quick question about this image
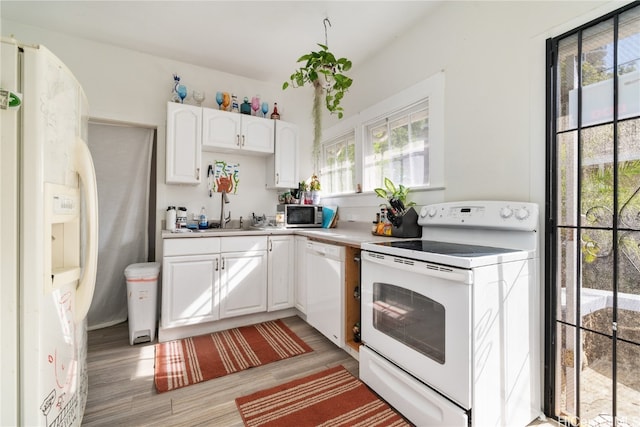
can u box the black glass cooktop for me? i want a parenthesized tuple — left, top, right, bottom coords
(376, 240, 517, 257)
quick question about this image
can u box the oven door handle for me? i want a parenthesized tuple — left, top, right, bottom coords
(363, 251, 473, 285)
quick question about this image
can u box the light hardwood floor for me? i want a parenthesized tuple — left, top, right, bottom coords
(82, 316, 358, 426)
(83, 316, 558, 427)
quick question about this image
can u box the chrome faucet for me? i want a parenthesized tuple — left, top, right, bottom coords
(220, 191, 231, 229)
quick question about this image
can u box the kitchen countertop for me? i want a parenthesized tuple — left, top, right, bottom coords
(161, 221, 399, 247)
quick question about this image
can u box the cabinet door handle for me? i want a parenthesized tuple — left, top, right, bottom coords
(236, 134, 240, 146)
(222, 259, 225, 270)
(276, 173, 279, 184)
(215, 258, 219, 271)
(269, 240, 273, 252)
(196, 167, 200, 180)
(242, 135, 245, 147)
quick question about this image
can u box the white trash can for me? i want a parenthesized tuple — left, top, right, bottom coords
(125, 262, 161, 345)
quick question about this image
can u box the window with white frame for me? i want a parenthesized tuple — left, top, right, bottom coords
(319, 72, 444, 196)
(363, 100, 429, 191)
(320, 131, 356, 195)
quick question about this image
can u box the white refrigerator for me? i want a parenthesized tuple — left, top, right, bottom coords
(0, 38, 98, 426)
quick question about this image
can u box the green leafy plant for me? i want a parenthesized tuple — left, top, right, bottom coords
(282, 43, 353, 172)
(309, 174, 321, 191)
(282, 43, 353, 118)
(374, 177, 415, 210)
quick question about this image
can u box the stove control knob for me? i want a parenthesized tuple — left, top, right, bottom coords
(500, 207, 513, 218)
(516, 207, 530, 220)
(428, 207, 438, 217)
(419, 206, 429, 218)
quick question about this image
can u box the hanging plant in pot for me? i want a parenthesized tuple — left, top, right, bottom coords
(282, 31, 353, 171)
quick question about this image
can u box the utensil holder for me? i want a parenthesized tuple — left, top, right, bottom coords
(391, 207, 422, 238)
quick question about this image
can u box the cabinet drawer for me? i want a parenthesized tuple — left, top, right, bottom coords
(221, 235, 267, 252)
(164, 237, 220, 256)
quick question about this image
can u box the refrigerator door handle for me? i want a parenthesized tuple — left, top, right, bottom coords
(74, 137, 99, 323)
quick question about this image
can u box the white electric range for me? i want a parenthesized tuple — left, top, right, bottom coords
(359, 200, 542, 426)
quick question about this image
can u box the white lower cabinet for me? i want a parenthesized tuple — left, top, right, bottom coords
(219, 250, 268, 318)
(162, 235, 295, 328)
(267, 236, 294, 311)
(294, 236, 308, 313)
(161, 238, 221, 328)
(219, 236, 268, 319)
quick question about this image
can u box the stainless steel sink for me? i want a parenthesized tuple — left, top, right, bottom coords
(250, 225, 284, 231)
(193, 228, 244, 233)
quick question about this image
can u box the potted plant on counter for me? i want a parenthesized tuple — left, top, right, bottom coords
(309, 174, 321, 205)
(374, 177, 421, 237)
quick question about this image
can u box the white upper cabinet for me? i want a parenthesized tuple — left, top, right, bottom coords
(202, 108, 274, 155)
(166, 102, 202, 184)
(202, 108, 240, 151)
(266, 120, 298, 189)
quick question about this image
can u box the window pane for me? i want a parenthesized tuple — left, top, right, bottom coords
(320, 132, 355, 195)
(580, 229, 614, 336)
(557, 227, 578, 324)
(618, 231, 640, 344)
(617, 119, 640, 229)
(579, 330, 613, 423)
(556, 323, 578, 422)
(617, 7, 640, 121)
(557, 131, 578, 226)
(580, 124, 614, 225)
(363, 101, 429, 191)
(558, 34, 580, 132)
(617, 339, 640, 425)
(581, 20, 614, 127)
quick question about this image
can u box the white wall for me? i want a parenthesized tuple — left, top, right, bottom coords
(322, 0, 622, 221)
(1, 20, 316, 259)
(2, 1, 626, 250)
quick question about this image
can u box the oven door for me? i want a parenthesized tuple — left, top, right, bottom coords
(361, 250, 473, 409)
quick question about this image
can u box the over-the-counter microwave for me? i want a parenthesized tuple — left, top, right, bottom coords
(277, 204, 323, 228)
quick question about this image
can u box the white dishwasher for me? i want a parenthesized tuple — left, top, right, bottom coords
(305, 240, 345, 348)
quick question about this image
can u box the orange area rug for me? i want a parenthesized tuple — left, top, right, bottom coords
(235, 365, 412, 427)
(154, 320, 312, 393)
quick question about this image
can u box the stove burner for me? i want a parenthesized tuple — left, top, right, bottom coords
(376, 240, 517, 258)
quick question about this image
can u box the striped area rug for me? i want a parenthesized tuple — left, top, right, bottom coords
(154, 320, 312, 393)
(235, 365, 412, 427)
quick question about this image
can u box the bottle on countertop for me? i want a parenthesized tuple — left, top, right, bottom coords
(176, 207, 187, 229)
(376, 208, 387, 235)
(199, 206, 208, 229)
(166, 206, 176, 232)
(270, 102, 280, 120)
(371, 212, 380, 234)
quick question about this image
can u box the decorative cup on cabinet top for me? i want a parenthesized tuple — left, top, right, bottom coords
(192, 91, 205, 106)
(216, 91, 224, 109)
(222, 92, 231, 111)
